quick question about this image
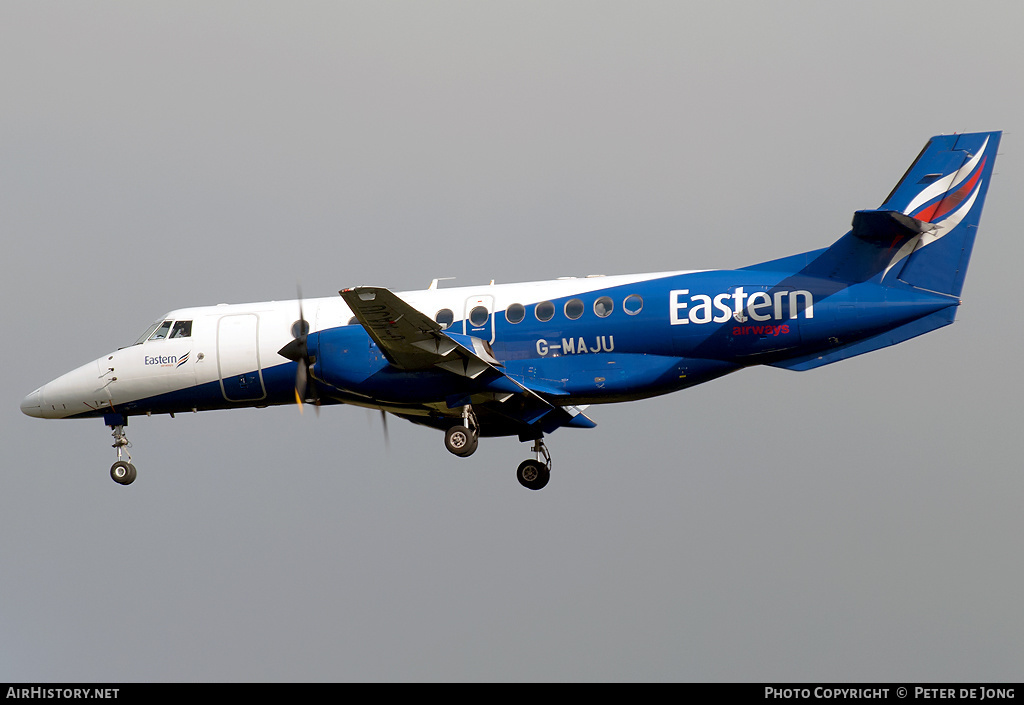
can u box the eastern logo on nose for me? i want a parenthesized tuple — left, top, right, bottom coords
(144, 351, 190, 368)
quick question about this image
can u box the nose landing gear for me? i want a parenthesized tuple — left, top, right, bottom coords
(108, 419, 137, 485)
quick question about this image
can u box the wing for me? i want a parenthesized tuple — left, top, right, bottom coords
(340, 286, 499, 373)
(340, 286, 595, 433)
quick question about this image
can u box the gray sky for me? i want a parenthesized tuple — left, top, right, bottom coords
(3, 1, 1022, 682)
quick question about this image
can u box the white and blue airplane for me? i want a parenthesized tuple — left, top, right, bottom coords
(21, 131, 1000, 489)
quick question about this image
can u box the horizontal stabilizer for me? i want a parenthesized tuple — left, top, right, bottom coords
(769, 307, 956, 371)
(851, 210, 929, 242)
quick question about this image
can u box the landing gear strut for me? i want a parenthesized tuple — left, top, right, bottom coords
(516, 438, 551, 491)
(444, 405, 479, 458)
(440, 408, 553, 490)
(108, 422, 137, 485)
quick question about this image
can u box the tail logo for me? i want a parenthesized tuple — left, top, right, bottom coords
(902, 136, 989, 219)
(882, 137, 989, 281)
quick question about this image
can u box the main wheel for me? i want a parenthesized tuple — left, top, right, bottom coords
(516, 459, 550, 490)
(110, 461, 137, 485)
(444, 425, 477, 457)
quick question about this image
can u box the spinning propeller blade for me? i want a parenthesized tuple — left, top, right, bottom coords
(278, 285, 318, 415)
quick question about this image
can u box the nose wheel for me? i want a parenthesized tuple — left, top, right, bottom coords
(108, 422, 137, 485)
(110, 460, 137, 485)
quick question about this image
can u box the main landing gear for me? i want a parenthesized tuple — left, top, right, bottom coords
(441, 405, 553, 490)
(516, 439, 551, 491)
(108, 420, 137, 485)
(443, 405, 480, 458)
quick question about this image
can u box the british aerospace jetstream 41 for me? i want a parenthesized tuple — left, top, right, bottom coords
(21, 131, 1001, 489)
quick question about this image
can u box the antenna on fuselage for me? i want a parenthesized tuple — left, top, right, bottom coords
(428, 277, 455, 290)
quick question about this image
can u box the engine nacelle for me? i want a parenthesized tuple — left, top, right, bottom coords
(309, 326, 484, 404)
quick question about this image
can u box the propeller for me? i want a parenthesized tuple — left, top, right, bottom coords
(367, 408, 391, 450)
(277, 286, 319, 415)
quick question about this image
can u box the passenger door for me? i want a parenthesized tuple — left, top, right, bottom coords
(217, 314, 266, 402)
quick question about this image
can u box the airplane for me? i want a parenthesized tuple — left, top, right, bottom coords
(21, 131, 1000, 490)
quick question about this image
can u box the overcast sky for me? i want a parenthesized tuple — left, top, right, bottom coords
(3, 1, 1023, 682)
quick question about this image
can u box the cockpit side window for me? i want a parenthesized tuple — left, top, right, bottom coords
(170, 320, 192, 339)
(149, 320, 172, 341)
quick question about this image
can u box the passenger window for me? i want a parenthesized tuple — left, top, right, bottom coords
(564, 298, 584, 320)
(170, 320, 193, 339)
(505, 303, 525, 324)
(624, 294, 644, 315)
(435, 308, 454, 330)
(149, 320, 172, 340)
(535, 301, 555, 322)
(594, 296, 613, 318)
(469, 306, 489, 327)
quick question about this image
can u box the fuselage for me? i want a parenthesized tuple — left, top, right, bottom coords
(17, 131, 996, 491)
(20, 266, 957, 428)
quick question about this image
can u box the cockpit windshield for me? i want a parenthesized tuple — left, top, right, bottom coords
(149, 320, 172, 341)
(131, 318, 193, 345)
(133, 319, 165, 346)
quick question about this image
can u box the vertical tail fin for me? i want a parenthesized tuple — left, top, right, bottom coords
(876, 131, 1000, 296)
(786, 132, 1001, 297)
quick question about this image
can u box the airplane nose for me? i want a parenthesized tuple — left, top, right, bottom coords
(21, 359, 106, 419)
(20, 387, 44, 418)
